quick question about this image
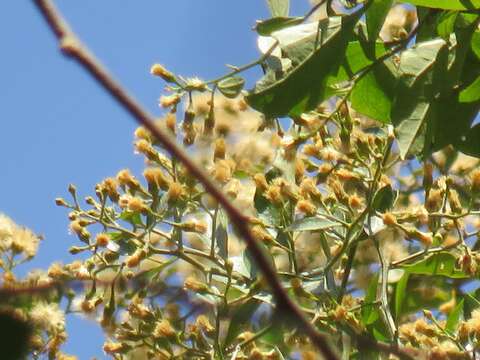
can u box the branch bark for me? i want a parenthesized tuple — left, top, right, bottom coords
(32, 0, 339, 358)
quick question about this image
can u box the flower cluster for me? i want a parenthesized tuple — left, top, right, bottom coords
(50, 56, 480, 358)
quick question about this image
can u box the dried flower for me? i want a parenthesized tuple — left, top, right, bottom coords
(471, 169, 480, 193)
(196, 315, 215, 335)
(425, 189, 443, 213)
(253, 173, 268, 192)
(159, 94, 181, 108)
(167, 181, 185, 201)
(184, 276, 208, 292)
(127, 197, 147, 213)
(296, 199, 317, 216)
(95, 233, 110, 247)
(251, 225, 274, 244)
(213, 160, 233, 183)
(382, 212, 397, 226)
(181, 220, 208, 234)
(117, 169, 140, 189)
(143, 167, 169, 190)
(103, 341, 127, 354)
(214, 138, 226, 161)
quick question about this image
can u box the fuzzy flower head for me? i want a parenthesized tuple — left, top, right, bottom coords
(0, 213, 40, 258)
(29, 302, 65, 332)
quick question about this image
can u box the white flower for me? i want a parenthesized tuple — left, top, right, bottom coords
(0, 213, 15, 238)
(0, 213, 15, 250)
(12, 227, 40, 258)
(30, 302, 65, 331)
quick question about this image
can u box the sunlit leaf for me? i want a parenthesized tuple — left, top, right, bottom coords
(459, 75, 480, 102)
(404, 0, 480, 10)
(446, 299, 464, 333)
(402, 252, 469, 278)
(285, 216, 340, 232)
(366, 0, 394, 42)
(218, 76, 245, 98)
(247, 11, 364, 117)
(255, 17, 303, 36)
(224, 300, 260, 346)
(394, 272, 409, 319)
(266, 0, 289, 17)
(350, 61, 396, 123)
(371, 184, 397, 212)
(391, 38, 447, 158)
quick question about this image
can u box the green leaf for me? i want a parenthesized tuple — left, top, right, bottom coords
(459, 75, 480, 102)
(254, 191, 282, 226)
(247, 12, 363, 117)
(391, 38, 447, 158)
(224, 300, 260, 346)
(266, 0, 289, 17)
(285, 216, 339, 232)
(215, 208, 228, 258)
(394, 101, 432, 159)
(402, 252, 469, 278)
(446, 299, 464, 333)
(431, 96, 480, 153)
(455, 124, 480, 157)
(366, 0, 394, 42)
(277, 17, 343, 65)
(464, 293, 480, 317)
(472, 30, 480, 59)
(361, 275, 391, 341)
(230, 255, 254, 279)
(371, 184, 396, 212)
(350, 61, 396, 123)
(119, 210, 144, 226)
(436, 11, 458, 40)
(394, 272, 409, 319)
(362, 275, 379, 325)
(404, 0, 480, 10)
(218, 76, 245, 98)
(255, 17, 303, 36)
(448, 16, 480, 89)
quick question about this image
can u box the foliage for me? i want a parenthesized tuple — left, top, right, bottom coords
(4, 0, 480, 359)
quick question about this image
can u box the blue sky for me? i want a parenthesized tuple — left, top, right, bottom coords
(2, 1, 310, 358)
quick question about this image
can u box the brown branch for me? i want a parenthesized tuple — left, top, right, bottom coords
(32, 0, 339, 359)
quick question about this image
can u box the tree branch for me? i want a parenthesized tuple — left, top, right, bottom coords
(32, 0, 339, 358)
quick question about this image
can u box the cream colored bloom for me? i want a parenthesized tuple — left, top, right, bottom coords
(12, 227, 40, 258)
(30, 302, 65, 331)
(0, 213, 15, 250)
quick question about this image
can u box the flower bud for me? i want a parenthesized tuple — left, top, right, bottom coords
(167, 182, 185, 202)
(150, 64, 175, 83)
(184, 276, 208, 292)
(55, 198, 68, 207)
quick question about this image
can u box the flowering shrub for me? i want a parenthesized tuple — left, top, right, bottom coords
(4, 0, 480, 359)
